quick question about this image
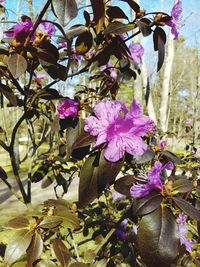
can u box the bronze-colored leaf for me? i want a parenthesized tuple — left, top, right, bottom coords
(138, 206, 179, 267)
(173, 197, 200, 221)
(120, 0, 140, 14)
(53, 209, 80, 229)
(52, 239, 71, 267)
(104, 21, 136, 35)
(172, 179, 193, 194)
(38, 216, 63, 229)
(114, 175, 136, 196)
(106, 6, 128, 20)
(27, 232, 43, 266)
(7, 53, 27, 78)
(136, 19, 152, 36)
(72, 131, 95, 150)
(52, 0, 78, 27)
(153, 27, 166, 71)
(0, 83, 18, 106)
(91, 0, 105, 33)
(4, 229, 34, 265)
(75, 31, 93, 55)
(7, 216, 30, 229)
(40, 60, 67, 81)
(134, 194, 163, 216)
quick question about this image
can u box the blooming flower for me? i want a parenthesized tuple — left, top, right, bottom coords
(166, 0, 183, 39)
(130, 161, 174, 198)
(177, 213, 193, 253)
(57, 98, 79, 119)
(4, 18, 33, 42)
(128, 43, 144, 65)
(37, 22, 56, 36)
(85, 100, 154, 162)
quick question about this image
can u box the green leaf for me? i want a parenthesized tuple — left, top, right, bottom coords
(114, 175, 136, 196)
(52, 239, 71, 267)
(35, 259, 57, 267)
(38, 216, 63, 229)
(172, 179, 193, 194)
(7, 53, 27, 78)
(53, 209, 80, 229)
(27, 232, 43, 266)
(4, 229, 34, 265)
(134, 194, 163, 216)
(173, 197, 200, 221)
(52, 0, 78, 27)
(138, 206, 179, 267)
(104, 21, 136, 35)
(7, 216, 30, 229)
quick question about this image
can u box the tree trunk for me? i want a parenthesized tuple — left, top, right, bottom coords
(159, 33, 174, 132)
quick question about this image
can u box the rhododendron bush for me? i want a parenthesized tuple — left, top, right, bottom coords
(0, 0, 199, 266)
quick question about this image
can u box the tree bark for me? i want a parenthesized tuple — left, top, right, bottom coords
(159, 33, 174, 132)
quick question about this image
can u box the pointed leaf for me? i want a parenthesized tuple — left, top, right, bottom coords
(104, 21, 136, 35)
(172, 179, 193, 194)
(136, 20, 152, 36)
(0, 83, 18, 106)
(120, 0, 140, 14)
(8, 53, 27, 78)
(75, 31, 93, 55)
(91, 0, 105, 33)
(27, 232, 43, 266)
(173, 197, 200, 221)
(38, 216, 62, 229)
(114, 175, 136, 196)
(72, 131, 95, 149)
(106, 6, 128, 20)
(134, 194, 163, 216)
(52, 239, 71, 267)
(138, 206, 179, 267)
(52, 0, 78, 27)
(7, 216, 30, 229)
(4, 229, 33, 265)
(153, 27, 166, 72)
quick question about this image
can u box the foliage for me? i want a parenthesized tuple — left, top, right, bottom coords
(0, 0, 200, 267)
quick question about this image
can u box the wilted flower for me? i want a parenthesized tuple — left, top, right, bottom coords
(57, 98, 79, 119)
(128, 43, 144, 65)
(177, 213, 193, 253)
(130, 161, 174, 198)
(85, 100, 154, 162)
(37, 22, 56, 36)
(5, 18, 33, 42)
(166, 0, 183, 39)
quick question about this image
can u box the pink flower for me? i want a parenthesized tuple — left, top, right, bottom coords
(57, 98, 79, 119)
(128, 43, 144, 65)
(4, 18, 33, 42)
(84, 100, 154, 162)
(35, 73, 45, 82)
(166, 0, 183, 39)
(130, 161, 174, 198)
(112, 191, 126, 200)
(160, 140, 168, 149)
(177, 213, 193, 253)
(186, 118, 193, 125)
(58, 42, 67, 49)
(37, 22, 56, 36)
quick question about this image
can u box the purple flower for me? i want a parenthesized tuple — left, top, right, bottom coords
(57, 98, 79, 119)
(58, 42, 67, 49)
(84, 100, 154, 162)
(35, 73, 45, 82)
(100, 62, 117, 80)
(160, 140, 168, 149)
(4, 18, 33, 42)
(166, 0, 183, 39)
(128, 43, 144, 65)
(186, 118, 193, 125)
(130, 161, 174, 198)
(177, 213, 193, 253)
(37, 22, 56, 36)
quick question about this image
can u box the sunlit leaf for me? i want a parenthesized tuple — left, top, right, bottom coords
(104, 21, 136, 35)
(4, 229, 33, 265)
(27, 232, 43, 266)
(52, 239, 71, 267)
(35, 259, 57, 267)
(7, 53, 27, 78)
(38, 216, 62, 229)
(7, 216, 30, 229)
(52, 0, 78, 27)
(75, 31, 93, 55)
